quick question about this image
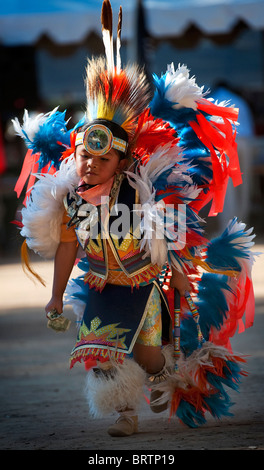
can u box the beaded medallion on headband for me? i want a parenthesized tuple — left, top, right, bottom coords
(75, 123, 128, 155)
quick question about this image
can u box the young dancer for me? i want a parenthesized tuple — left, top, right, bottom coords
(14, 0, 255, 437)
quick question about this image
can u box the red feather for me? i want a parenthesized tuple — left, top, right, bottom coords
(189, 99, 241, 216)
(133, 109, 178, 160)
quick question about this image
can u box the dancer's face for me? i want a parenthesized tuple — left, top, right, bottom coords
(75, 144, 126, 186)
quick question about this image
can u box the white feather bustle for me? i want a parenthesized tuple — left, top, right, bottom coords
(149, 341, 245, 409)
(182, 341, 241, 378)
(126, 143, 201, 270)
(149, 347, 191, 408)
(21, 155, 79, 259)
(85, 358, 146, 418)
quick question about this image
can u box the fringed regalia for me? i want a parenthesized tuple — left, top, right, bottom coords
(14, 0, 256, 427)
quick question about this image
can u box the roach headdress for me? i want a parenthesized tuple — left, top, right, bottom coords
(84, 0, 151, 142)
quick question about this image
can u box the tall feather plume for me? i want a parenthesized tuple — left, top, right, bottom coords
(101, 0, 114, 74)
(85, 1, 151, 141)
(116, 7, 122, 74)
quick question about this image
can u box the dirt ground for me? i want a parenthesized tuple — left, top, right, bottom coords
(0, 245, 264, 454)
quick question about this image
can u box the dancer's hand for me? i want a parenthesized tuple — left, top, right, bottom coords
(45, 296, 63, 318)
(170, 269, 191, 296)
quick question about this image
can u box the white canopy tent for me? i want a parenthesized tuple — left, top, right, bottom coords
(0, 0, 263, 46)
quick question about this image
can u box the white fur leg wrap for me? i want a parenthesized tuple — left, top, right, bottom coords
(85, 358, 146, 418)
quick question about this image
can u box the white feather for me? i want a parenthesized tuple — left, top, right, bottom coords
(21, 155, 79, 259)
(102, 29, 114, 74)
(116, 33, 121, 74)
(12, 107, 59, 143)
(63, 279, 86, 326)
(226, 218, 256, 277)
(165, 63, 206, 111)
(126, 143, 195, 268)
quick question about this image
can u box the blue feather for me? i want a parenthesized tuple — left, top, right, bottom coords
(28, 110, 72, 170)
(180, 313, 200, 356)
(175, 400, 206, 428)
(206, 217, 253, 272)
(27, 111, 86, 171)
(76, 257, 90, 272)
(151, 73, 197, 127)
(179, 273, 233, 357)
(196, 273, 233, 341)
(65, 257, 90, 304)
(150, 72, 214, 188)
(204, 393, 234, 420)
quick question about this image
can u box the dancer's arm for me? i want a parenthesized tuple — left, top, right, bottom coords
(45, 240, 78, 315)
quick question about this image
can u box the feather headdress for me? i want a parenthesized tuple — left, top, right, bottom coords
(85, 0, 151, 141)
